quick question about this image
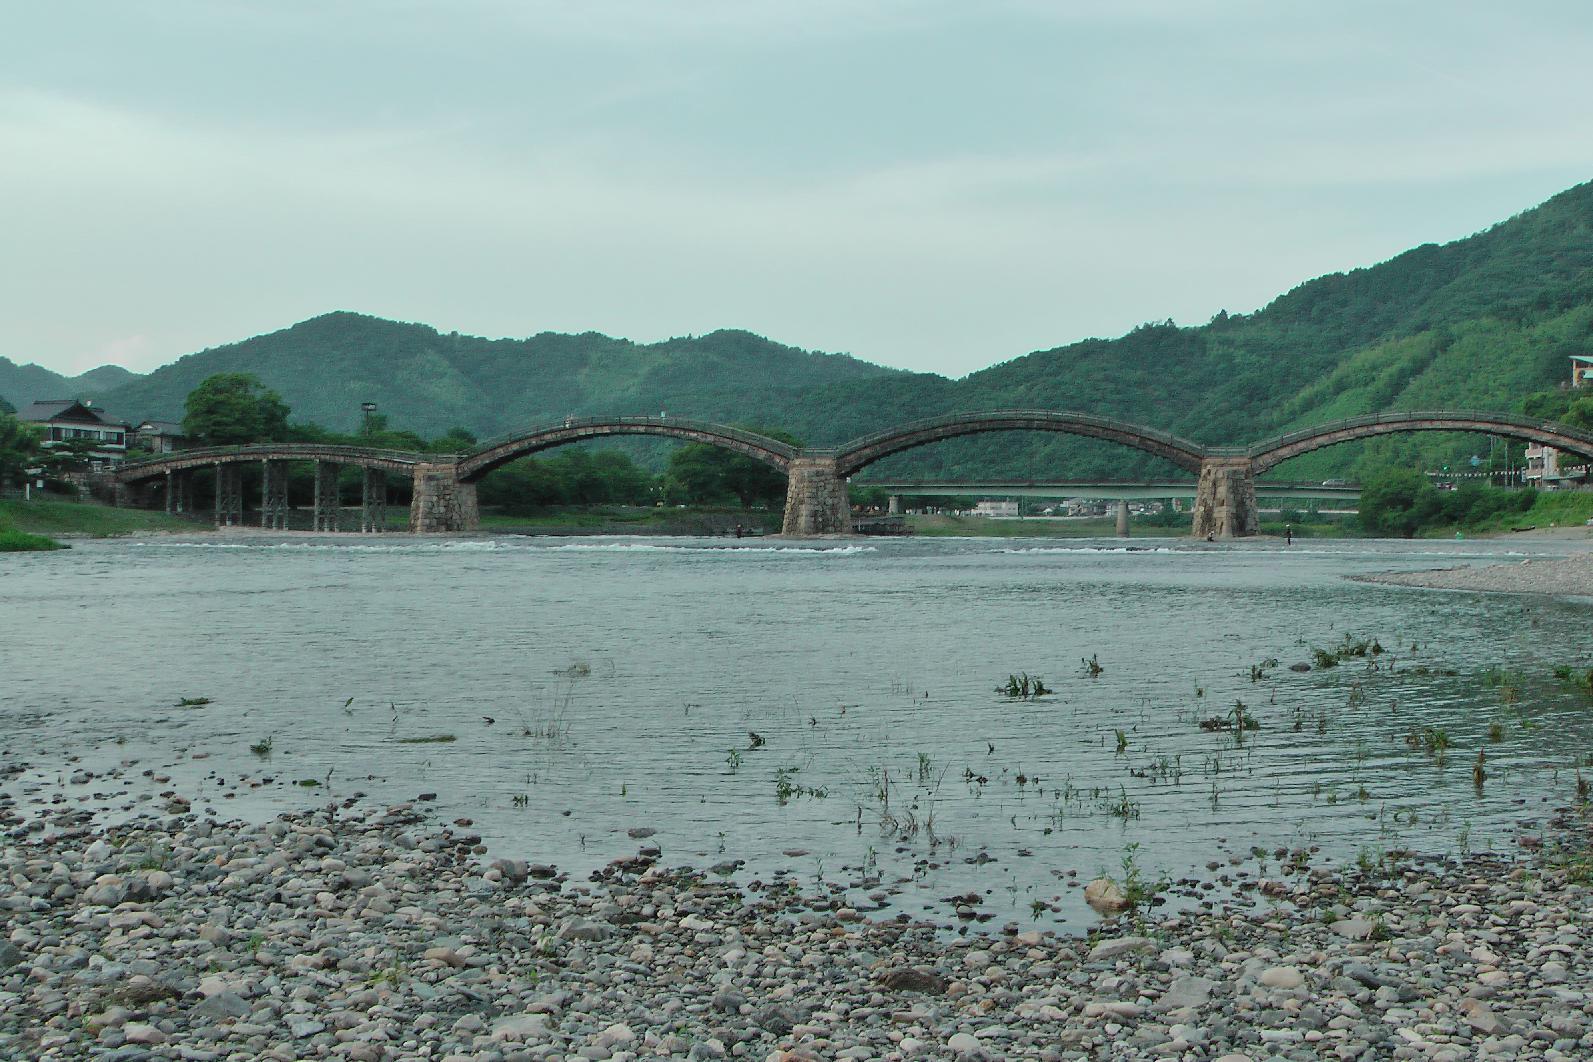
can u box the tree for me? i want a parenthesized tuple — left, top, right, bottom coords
(41, 437, 101, 475)
(429, 426, 478, 454)
(182, 373, 290, 445)
(0, 413, 40, 487)
(664, 428, 800, 508)
(1564, 395, 1593, 430)
(1358, 468, 1433, 537)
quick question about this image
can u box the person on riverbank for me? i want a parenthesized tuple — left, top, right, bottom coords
(1286, 524, 1293, 545)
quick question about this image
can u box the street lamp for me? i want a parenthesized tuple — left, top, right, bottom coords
(361, 402, 377, 436)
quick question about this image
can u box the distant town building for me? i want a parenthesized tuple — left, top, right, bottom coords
(1524, 356, 1592, 489)
(971, 499, 1019, 518)
(1573, 355, 1593, 388)
(1523, 443, 1561, 486)
(18, 399, 130, 469)
(131, 419, 186, 454)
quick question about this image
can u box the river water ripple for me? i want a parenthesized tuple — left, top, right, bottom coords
(4, 533, 1590, 929)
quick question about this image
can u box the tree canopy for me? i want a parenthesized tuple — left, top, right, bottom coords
(182, 373, 290, 445)
(664, 429, 799, 507)
(0, 413, 40, 487)
(1359, 466, 1536, 537)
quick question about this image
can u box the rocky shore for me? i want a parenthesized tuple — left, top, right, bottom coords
(2, 764, 1590, 1062)
(1353, 550, 1593, 598)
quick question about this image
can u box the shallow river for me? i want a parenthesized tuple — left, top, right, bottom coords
(4, 533, 1591, 930)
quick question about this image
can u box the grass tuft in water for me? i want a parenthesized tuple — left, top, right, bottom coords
(998, 673, 1052, 698)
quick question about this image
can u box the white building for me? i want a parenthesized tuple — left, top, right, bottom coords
(971, 499, 1019, 518)
(1524, 355, 1592, 489)
(1523, 443, 1561, 486)
(19, 399, 131, 470)
(131, 420, 186, 454)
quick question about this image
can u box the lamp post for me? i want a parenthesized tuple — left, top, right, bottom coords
(361, 402, 377, 437)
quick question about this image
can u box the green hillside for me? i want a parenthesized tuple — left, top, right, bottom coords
(28, 178, 1593, 481)
(90, 315, 904, 439)
(0, 358, 142, 414)
(803, 179, 1593, 480)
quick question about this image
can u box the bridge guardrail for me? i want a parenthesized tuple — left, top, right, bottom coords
(835, 409, 1210, 461)
(1248, 410, 1593, 458)
(465, 416, 801, 461)
(117, 443, 428, 474)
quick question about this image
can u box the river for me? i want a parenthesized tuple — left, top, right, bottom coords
(4, 533, 1590, 931)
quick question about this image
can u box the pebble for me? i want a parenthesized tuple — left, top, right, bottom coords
(0, 766, 1588, 1061)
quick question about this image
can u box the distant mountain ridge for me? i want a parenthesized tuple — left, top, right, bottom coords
(0, 358, 141, 417)
(8, 179, 1593, 479)
(76, 316, 904, 439)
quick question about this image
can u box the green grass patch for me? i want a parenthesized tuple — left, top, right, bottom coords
(1444, 490, 1593, 536)
(0, 498, 198, 538)
(0, 526, 65, 551)
(1258, 516, 1362, 538)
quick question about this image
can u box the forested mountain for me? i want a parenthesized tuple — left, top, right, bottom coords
(15, 179, 1593, 480)
(86, 315, 903, 440)
(0, 358, 141, 414)
(791, 178, 1593, 480)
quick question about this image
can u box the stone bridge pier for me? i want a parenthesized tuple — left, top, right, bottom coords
(1191, 457, 1259, 539)
(781, 457, 851, 536)
(409, 463, 480, 533)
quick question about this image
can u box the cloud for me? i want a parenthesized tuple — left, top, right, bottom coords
(4, 3, 1593, 377)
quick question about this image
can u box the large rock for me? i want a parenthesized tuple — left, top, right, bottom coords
(491, 1013, 549, 1041)
(1460, 998, 1505, 1035)
(489, 858, 529, 883)
(1088, 936, 1155, 962)
(556, 916, 614, 942)
(876, 966, 949, 994)
(1158, 975, 1215, 1010)
(1259, 966, 1304, 989)
(1331, 916, 1376, 940)
(1083, 877, 1130, 915)
(947, 1032, 983, 1056)
(192, 992, 252, 1021)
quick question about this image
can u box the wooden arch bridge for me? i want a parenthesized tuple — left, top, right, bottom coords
(113, 410, 1593, 538)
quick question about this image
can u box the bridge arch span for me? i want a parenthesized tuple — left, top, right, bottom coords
(457, 417, 798, 482)
(1249, 411, 1593, 473)
(834, 410, 1209, 477)
(114, 444, 423, 482)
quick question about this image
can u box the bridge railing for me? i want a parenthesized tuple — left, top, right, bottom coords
(1248, 410, 1593, 458)
(835, 409, 1209, 460)
(118, 443, 427, 473)
(465, 415, 800, 460)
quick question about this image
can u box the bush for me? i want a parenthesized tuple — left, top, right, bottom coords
(1360, 465, 1539, 536)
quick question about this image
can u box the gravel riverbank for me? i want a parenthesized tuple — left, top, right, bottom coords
(1352, 550, 1593, 598)
(3, 762, 1591, 1061)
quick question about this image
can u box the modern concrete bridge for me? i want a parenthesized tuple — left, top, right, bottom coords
(113, 410, 1593, 538)
(860, 479, 1361, 502)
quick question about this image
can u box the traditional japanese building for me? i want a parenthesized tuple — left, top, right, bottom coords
(18, 399, 131, 469)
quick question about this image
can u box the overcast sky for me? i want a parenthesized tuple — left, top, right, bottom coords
(5, 1, 1593, 378)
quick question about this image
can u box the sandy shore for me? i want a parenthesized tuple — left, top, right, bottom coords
(1352, 550, 1593, 597)
(3, 760, 1592, 1061)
